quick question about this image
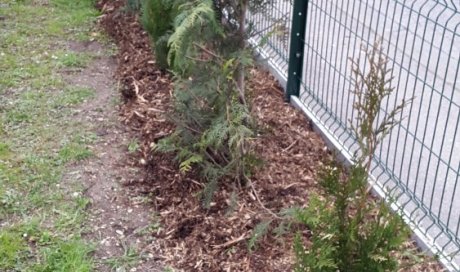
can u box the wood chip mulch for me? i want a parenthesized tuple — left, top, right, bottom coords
(96, 1, 445, 271)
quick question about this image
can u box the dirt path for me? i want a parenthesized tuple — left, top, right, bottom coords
(62, 40, 162, 272)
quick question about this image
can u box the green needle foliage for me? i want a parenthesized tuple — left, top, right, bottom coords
(141, 0, 185, 69)
(141, 0, 272, 206)
(156, 54, 256, 207)
(291, 41, 413, 272)
(167, 0, 223, 73)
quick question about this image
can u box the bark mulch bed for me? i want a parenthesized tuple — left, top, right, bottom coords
(96, 1, 445, 271)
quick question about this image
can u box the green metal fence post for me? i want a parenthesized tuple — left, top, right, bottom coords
(285, 0, 309, 102)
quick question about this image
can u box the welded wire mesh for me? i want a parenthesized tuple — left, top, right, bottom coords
(247, 0, 293, 79)
(248, 0, 460, 270)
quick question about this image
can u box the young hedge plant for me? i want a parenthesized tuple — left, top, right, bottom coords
(142, 0, 271, 206)
(141, 0, 185, 70)
(292, 41, 413, 272)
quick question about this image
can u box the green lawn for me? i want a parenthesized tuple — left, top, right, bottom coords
(0, 0, 102, 270)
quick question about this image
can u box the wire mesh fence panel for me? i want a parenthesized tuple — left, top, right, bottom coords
(249, 0, 460, 270)
(247, 0, 293, 81)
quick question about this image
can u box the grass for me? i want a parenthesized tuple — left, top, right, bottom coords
(55, 51, 92, 68)
(127, 138, 140, 153)
(57, 86, 95, 106)
(34, 240, 94, 272)
(0, 230, 26, 270)
(0, 0, 102, 270)
(105, 241, 140, 271)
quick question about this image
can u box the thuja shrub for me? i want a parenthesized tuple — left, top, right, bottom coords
(156, 56, 256, 206)
(141, 0, 185, 69)
(291, 41, 414, 272)
(142, 0, 273, 205)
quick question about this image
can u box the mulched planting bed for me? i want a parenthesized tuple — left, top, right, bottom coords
(97, 1, 445, 271)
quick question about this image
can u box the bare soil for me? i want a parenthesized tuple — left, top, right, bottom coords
(61, 40, 163, 271)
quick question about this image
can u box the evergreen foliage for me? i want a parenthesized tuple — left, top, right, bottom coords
(248, 219, 272, 252)
(167, 0, 222, 73)
(291, 42, 414, 272)
(142, 0, 269, 205)
(141, 0, 184, 69)
(156, 55, 255, 206)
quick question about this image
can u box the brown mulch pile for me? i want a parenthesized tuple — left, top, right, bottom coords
(96, 1, 444, 271)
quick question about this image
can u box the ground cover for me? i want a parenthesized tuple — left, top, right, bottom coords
(0, 0, 446, 271)
(97, 1, 444, 270)
(0, 0, 103, 270)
